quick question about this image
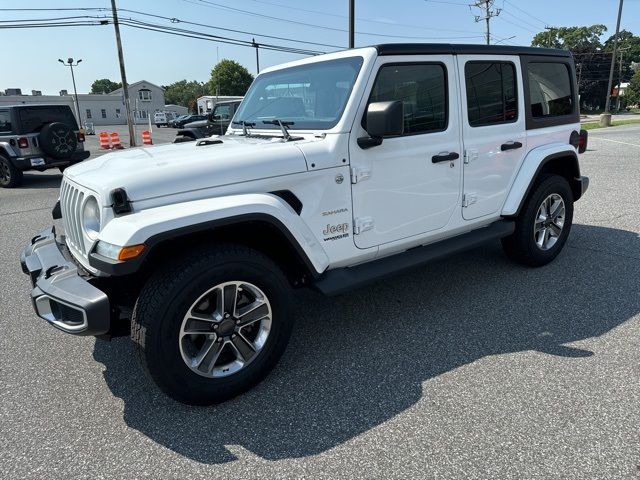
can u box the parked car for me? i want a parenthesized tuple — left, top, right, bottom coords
(168, 115, 188, 128)
(21, 44, 589, 405)
(0, 104, 90, 188)
(174, 100, 242, 142)
(171, 114, 206, 128)
(153, 111, 176, 127)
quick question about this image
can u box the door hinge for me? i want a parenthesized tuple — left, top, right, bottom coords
(350, 166, 371, 184)
(353, 217, 374, 235)
(464, 149, 478, 165)
(462, 193, 477, 208)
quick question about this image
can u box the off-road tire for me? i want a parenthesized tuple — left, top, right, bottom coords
(0, 155, 23, 188)
(502, 174, 574, 267)
(131, 244, 293, 405)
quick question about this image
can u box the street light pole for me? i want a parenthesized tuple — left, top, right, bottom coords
(58, 58, 82, 125)
(602, 0, 624, 126)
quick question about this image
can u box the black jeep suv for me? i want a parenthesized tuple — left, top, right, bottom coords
(0, 104, 90, 188)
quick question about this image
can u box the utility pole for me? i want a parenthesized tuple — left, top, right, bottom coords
(602, 0, 624, 126)
(473, 0, 501, 45)
(252, 38, 260, 74)
(110, 0, 136, 146)
(615, 47, 629, 111)
(58, 58, 82, 125)
(544, 26, 555, 48)
(348, 0, 355, 48)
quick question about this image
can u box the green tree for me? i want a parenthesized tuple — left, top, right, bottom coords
(625, 69, 640, 107)
(90, 78, 121, 94)
(603, 30, 640, 85)
(163, 80, 207, 112)
(207, 59, 254, 96)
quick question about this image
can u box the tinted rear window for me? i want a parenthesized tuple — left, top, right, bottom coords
(527, 63, 573, 117)
(465, 62, 517, 126)
(17, 106, 78, 133)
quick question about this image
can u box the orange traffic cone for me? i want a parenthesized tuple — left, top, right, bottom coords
(99, 132, 111, 149)
(110, 132, 123, 149)
(142, 130, 153, 145)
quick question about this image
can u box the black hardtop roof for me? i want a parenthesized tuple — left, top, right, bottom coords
(374, 43, 571, 58)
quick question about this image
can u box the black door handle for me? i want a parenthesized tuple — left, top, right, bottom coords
(431, 152, 460, 163)
(501, 141, 523, 151)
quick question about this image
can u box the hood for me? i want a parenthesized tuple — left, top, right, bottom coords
(65, 135, 310, 204)
(183, 119, 208, 128)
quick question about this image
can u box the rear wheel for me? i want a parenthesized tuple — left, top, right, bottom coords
(131, 244, 293, 405)
(502, 174, 574, 266)
(0, 155, 23, 188)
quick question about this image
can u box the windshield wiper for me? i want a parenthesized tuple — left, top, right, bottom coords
(262, 119, 295, 141)
(231, 120, 256, 136)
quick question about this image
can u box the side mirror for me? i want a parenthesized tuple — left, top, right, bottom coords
(207, 113, 215, 122)
(358, 100, 404, 149)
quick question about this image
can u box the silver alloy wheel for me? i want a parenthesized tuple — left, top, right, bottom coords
(534, 193, 565, 251)
(179, 281, 272, 378)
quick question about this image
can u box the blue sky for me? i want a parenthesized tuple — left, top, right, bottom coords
(2, 0, 639, 94)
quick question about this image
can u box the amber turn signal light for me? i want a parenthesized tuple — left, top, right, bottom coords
(117, 244, 145, 261)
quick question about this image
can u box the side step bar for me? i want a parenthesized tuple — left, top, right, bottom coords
(314, 220, 515, 296)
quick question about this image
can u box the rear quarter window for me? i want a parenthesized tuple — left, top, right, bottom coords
(0, 111, 11, 133)
(17, 106, 78, 134)
(527, 62, 573, 117)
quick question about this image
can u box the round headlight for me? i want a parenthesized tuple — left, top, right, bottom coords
(82, 196, 101, 240)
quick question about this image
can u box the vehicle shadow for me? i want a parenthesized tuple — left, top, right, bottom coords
(19, 172, 62, 189)
(93, 223, 640, 464)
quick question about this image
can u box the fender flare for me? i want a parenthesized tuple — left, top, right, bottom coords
(501, 145, 580, 217)
(89, 193, 329, 277)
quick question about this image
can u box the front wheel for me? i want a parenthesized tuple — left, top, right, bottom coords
(131, 244, 293, 405)
(502, 174, 574, 267)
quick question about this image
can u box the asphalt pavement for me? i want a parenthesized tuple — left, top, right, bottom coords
(1, 125, 639, 479)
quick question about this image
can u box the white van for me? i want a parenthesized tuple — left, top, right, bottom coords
(153, 111, 175, 127)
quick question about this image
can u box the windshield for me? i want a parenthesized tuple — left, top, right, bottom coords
(234, 56, 364, 130)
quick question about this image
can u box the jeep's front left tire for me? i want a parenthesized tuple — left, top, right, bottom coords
(131, 244, 293, 405)
(0, 155, 23, 188)
(502, 174, 574, 267)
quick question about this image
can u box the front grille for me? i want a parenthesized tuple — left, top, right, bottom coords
(59, 179, 87, 258)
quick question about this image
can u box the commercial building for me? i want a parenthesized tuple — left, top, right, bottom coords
(0, 80, 170, 126)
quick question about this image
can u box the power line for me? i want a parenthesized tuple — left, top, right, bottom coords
(249, 0, 481, 34)
(502, 0, 548, 28)
(183, 0, 486, 40)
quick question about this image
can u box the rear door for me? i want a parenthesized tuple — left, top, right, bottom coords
(457, 55, 527, 220)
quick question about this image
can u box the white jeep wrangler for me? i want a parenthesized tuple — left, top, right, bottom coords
(21, 44, 589, 405)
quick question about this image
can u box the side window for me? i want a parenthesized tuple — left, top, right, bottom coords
(367, 63, 447, 135)
(465, 62, 517, 126)
(527, 63, 573, 117)
(0, 111, 11, 132)
(213, 104, 232, 119)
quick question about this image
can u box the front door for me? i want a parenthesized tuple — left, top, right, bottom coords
(350, 56, 463, 249)
(456, 55, 527, 220)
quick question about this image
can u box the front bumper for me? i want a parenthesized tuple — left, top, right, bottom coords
(20, 226, 110, 336)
